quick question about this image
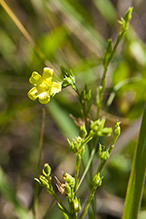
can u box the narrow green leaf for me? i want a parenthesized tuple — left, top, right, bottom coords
(93, 0, 117, 25)
(47, 99, 78, 138)
(122, 104, 146, 219)
(49, 0, 106, 51)
(37, 26, 68, 61)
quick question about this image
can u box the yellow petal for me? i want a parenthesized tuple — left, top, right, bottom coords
(28, 87, 38, 101)
(50, 82, 62, 96)
(38, 91, 50, 104)
(29, 72, 41, 85)
(42, 67, 53, 82)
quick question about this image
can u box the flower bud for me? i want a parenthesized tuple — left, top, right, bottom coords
(60, 66, 76, 89)
(103, 39, 113, 67)
(97, 144, 110, 160)
(92, 173, 103, 188)
(124, 7, 133, 23)
(100, 127, 112, 136)
(80, 145, 85, 157)
(39, 175, 49, 187)
(43, 163, 51, 179)
(113, 121, 121, 144)
(62, 173, 75, 187)
(73, 197, 81, 213)
(101, 150, 110, 160)
(79, 123, 87, 139)
(67, 138, 76, 154)
(97, 143, 103, 159)
(65, 183, 71, 196)
(68, 137, 82, 154)
(90, 119, 106, 137)
(80, 84, 91, 101)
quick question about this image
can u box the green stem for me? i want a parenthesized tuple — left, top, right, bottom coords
(74, 153, 82, 193)
(79, 186, 97, 219)
(97, 67, 107, 118)
(97, 26, 129, 118)
(106, 77, 140, 110)
(82, 135, 93, 145)
(52, 192, 71, 218)
(108, 33, 123, 65)
(68, 200, 77, 219)
(75, 135, 93, 192)
(97, 143, 114, 174)
(33, 108, 45, 219)
(77, 147, 96, 191)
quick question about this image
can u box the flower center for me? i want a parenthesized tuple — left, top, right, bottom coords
(38, 81, 50, 90)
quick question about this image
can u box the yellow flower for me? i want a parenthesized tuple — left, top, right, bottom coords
(28, 67, 61, 104)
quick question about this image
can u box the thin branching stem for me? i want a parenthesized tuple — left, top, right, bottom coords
(33, 108, 46, 219)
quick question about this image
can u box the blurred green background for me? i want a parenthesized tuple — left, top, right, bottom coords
(0, 0, 146, 218)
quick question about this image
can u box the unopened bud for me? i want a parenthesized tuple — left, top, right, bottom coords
(100, 127, 112, 136)
(73, 197, 81, 213)
(124, 7, 133, 23)
(65, 183, 71, 196)
(43, 163, 51, 179)
(39, 175, 49, 187)
(62, 173, 75, 187)
(113, 121, 121, 144)
(92, 173, 103, 188)
(79, 123, 87, 139)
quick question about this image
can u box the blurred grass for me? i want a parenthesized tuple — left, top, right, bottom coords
(0, 0, 146, 218)
(122, 104, 146, 219)
(0, 166, 31, 219)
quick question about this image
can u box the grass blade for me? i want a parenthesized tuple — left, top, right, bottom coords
(122, 104, 146, 219)
(47, 99, 78, 138)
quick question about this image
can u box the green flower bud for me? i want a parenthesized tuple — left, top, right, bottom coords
(101, 150, 110, 160)
(62, 173, 75, 187)
(124, 7, 133, 23)
(97, 144, 109, 160)
(90, 119, 106, 137)
(39, 175, 49, 187)
(80, 84, 91, 101)
(80, 145, 85, 157)
(97, 143, 103, 159)
(113, 121, 121, 144)
(65, 183, 71, 196)
(62, 75, 75, 89)
(99, 127, 112, 136)
(92, 173, 103, 188)
(67, 138, 75, 154)
(90, 120, 100, 131)
(79, 123, 87, 139)
(43, 163, 51, 179)
(68, 137, 82, 154)
(106, 39, 113, 53)
(60, 66, 76, 90)
(96, 86, 102, 106)
(103, 39, 113, 67)
(73, 197, 81, 213)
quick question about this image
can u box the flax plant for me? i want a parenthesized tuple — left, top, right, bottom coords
(27, 7, 133, 219)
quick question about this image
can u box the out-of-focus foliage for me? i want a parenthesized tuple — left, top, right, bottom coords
(0, 0, 146, 218)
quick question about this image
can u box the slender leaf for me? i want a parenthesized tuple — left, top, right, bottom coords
(93, 0, 117, 25)
(122, 104, 146, 219)
(47, 99, 78, 138)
